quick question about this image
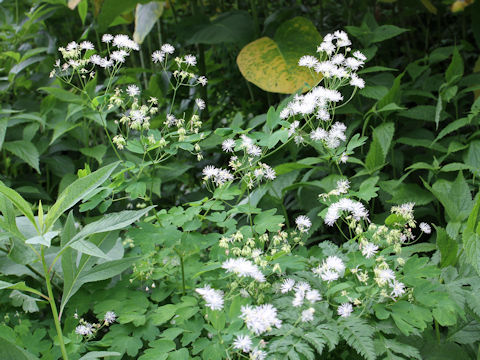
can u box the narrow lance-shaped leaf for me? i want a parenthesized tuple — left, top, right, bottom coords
(0, 183, 37, 232)
(62, 206, 154, 251)
(44, 162, 120, 231)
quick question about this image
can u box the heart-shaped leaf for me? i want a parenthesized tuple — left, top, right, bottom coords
(237, 16, 322, 94)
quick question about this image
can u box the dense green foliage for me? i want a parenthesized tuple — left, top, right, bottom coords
(0, 1, 479, 359)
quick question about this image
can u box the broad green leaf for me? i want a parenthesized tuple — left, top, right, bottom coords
(253, 209, 284, 233)
(0, 337, 39, 360)
(0, 184, 37, 230)
(133, 1, 165, 44)
(9, 290, 40, 313)
(371, 25, 409, 43)
(435, 226, 458, 268)
(80, 145, 107, 164)
(3, 140, 40, 173)
(44, 162, 120, 231)
(50, 121, 80, 145)
(187, 11, 253, 46)
(237, 16, 322, 94)
(38, 87, 83, 104)
(463, 196, 480, 275)
(377, 73, 404, 110)
(431, 172, 473, 222)
(365, 122, 394, 171)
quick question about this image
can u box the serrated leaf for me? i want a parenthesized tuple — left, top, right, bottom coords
(3, 141, 40, 173)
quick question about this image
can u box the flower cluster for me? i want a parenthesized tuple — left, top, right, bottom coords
(222, 257, 266, 282)
(74, 311, 116, 339)
(313, 255, 346, 282)
(195, 285, 224, 310)
(240, 304, 282, 335)
(203, 134, 276, 189)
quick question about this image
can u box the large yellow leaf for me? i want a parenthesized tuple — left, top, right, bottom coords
(237, 16, 322, 94)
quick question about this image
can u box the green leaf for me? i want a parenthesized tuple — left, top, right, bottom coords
(445, 47, 464, 83)
(38, 87, 83, 104)
(44, 162, 120, 231)
(187, 11, 254, 46)
(339, 317, 375, 360)
(25, 231, 59, 247)
(133, 1, 165, 44)
(237, 16, 322, 94)
(463, 196, 480, 275)
(0, 184, 37, 231)
(365, 122, 394, 171)
(69, 239, 110, 259)
(377, 73, 404, 110)
(3, 141, 40, 173)
(0, 337, 39, 360)
(63, 207, 154, 250)
(436, 226, 458, 268)
(253, 209, 284, 234)
(9, 290, 41, 313)
(431, 172, 473, 222)
(371, 25, 409, 43)
(78, 256, 139, 284)
(80, 145, 107, 164)
(78, 351, 122, 360)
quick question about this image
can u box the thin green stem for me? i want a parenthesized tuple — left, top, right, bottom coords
(42, 247, 69, 360)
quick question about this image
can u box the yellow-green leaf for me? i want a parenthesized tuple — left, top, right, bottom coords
(237, 16, 322, 94)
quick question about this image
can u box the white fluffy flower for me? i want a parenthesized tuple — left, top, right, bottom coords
(126, 84, 140, 97)
(222, 258, 265, 282)
(310, 128, 328, 141)
(80, 41, 94, 50)
(390, 281, 406, 298)
(240, 304, 282, 335)
(298, 55, 319, 68)
(222, 139, 235, 152)
(233, 334, 252, 353)
(247, 144, 262, 157)
(103, 311, 117, 325)
(111, 50, 127, 63)
(184, 54, 197, 66)
(361, 242, 379, 259)
(337, 303, 353, 317)
(288, 120, 300, 137)
(195, 98, 205, 110)
(102, 34, 113, 43)
(161, 43, 175, 54)
(301, 308, 315, 322)
(113, 34, 139, 50)
(152, 50, 165, 63)
(324, 198, 369, 226)
(75, 323, 94, 336)
(350, 74, 365, 88)
(197, 76, 208, 86)
(419, 222, 431, 234)
(196, 285, 224, 310)
(295, 215, 312, 232)
(280, 278, 295, 293)
(353, 50, 367, 61)
(306, 289, 321, 303)
(202, 165, 218, 179)
(251, 348, 267, 360)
